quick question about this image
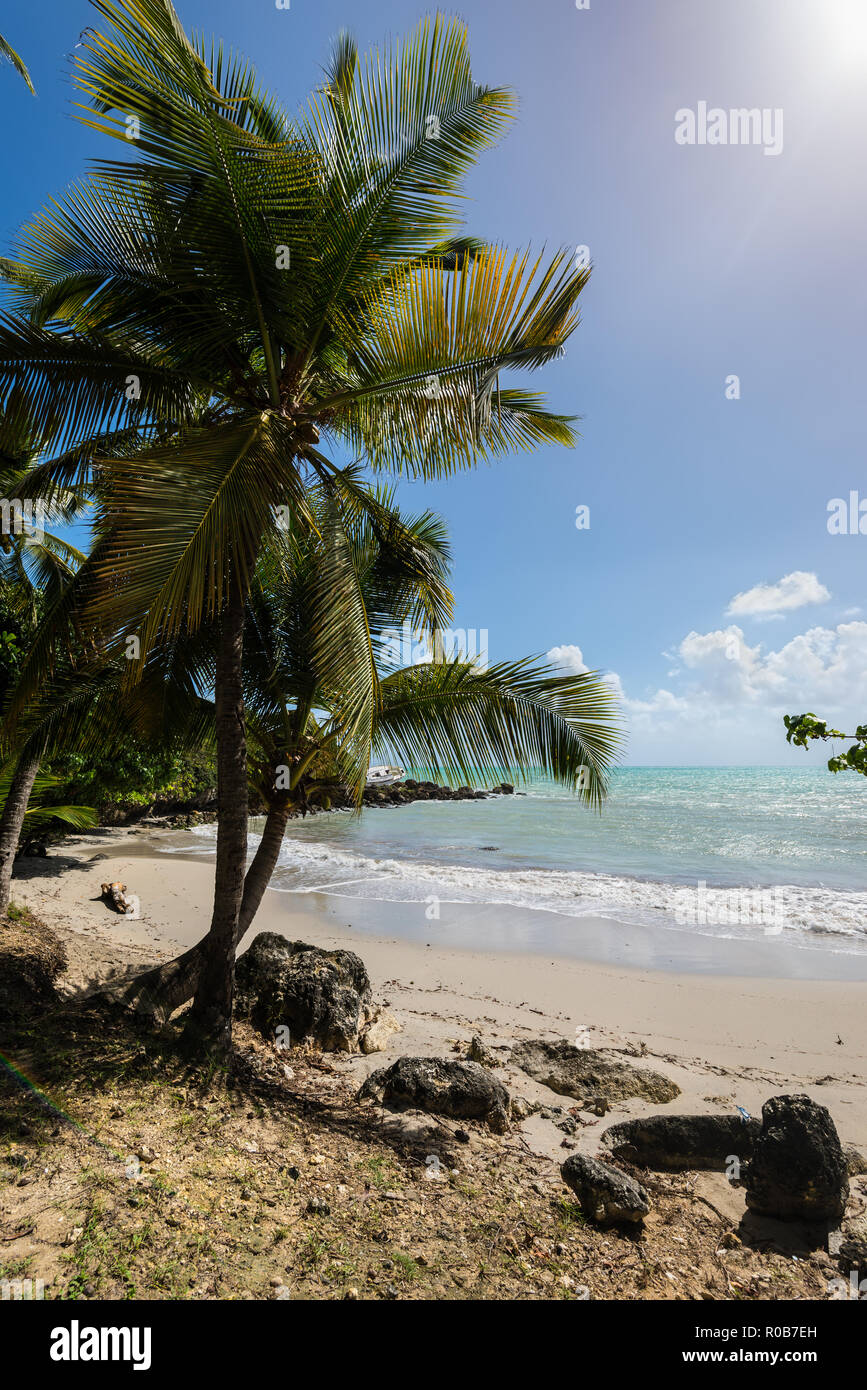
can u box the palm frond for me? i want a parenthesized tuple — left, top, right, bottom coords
(374, 658, 623, 807)
(0, 32, 34, 94)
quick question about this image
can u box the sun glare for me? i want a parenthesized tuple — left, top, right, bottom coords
(824, 0, 867, 67)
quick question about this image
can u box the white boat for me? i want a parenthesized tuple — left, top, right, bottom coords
(366, 765, 405, 788)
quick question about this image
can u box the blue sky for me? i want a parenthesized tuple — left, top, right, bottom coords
(2, 0, 866, 764)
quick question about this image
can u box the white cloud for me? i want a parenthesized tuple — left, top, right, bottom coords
(726, 570, 830, 618)
(546, 644, 588, 674)
(611, 621, 867, 762)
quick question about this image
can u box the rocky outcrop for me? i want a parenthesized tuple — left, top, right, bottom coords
(233, 933, 399, 1054)
(600, 1113, 760, 1171)
(358, 1057, 510, 1133)
(110, 778, 515, 828)
(745, 1094, 849, 1224)
(511, 1039, 679, 1108)
(560, 1153, 650, 1226)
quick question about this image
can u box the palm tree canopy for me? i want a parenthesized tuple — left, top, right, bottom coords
(0, 4, 587, 624)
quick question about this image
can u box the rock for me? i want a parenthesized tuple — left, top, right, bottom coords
(600, 1113, 761, 1171)
(468, 1035, 498, 1068)
(234, 933, 377, 1053)
(511, 1096, 532, 1120)
(560, 1153, 650, 1226)
(358, 1057, 510, 1133)
(511, 1039, 680, 1108)
(838, 1214, 867, 1280)
(360, 1006, 401, 1055)
(843, 1144, 867, 1177)
(745, 1094, 849, 1224)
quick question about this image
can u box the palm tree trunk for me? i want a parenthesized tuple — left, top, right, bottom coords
(184, 577, 249, 1052)
(99, 798, 292, 1022)
(0, 749, 41, 914)
(236, 798, 291, 933)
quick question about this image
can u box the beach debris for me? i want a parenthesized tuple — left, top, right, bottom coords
(736, 1105, 752, 1122)
(358, 1057, 511, 1133)
(837, 1213, 867, 1280)
(744, 1094, 849, 1225)
(233, 933, 396, 1055)
(588, 1096, 611, 1117)
(511, 1039, 680, 1108)
(100, 882, 136, 915)
(560, 1153, 650, 1227)
(843, 1144, 867, 1177)
(468, 1035, 498, 1068)
(510, 1096, 534, 1120)
(600, 1113, 761, 1171)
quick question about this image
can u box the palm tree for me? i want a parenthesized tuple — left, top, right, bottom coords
(0, 438, 87, 912)
(87, 482, 620, 1022)
(0, 2, 593, 1049)
(0, 33, 34, 94)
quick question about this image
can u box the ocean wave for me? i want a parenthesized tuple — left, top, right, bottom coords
(176, 822, 867, 946)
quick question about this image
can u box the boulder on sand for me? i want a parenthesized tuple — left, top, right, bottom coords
(600, 1113, 761, 1171)
(234, 933, 398, 1054)
(511, 1039, 679, 1108)
(745, 1094, 849, 1225)
(560, 1153, 650, 1226)
(358, 1056, 510, 1133)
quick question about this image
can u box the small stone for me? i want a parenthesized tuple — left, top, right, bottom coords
(560, 1153, 650, 1226)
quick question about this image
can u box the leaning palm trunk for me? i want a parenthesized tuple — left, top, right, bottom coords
(0, 748, 41, 914)
(183, 579, 249, 1051)
(96, 799, 292, 1023)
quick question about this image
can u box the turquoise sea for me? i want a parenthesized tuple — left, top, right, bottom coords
(186, 767, 867, 953)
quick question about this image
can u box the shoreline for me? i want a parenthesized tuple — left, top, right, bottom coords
(10, 827, 867, 1156)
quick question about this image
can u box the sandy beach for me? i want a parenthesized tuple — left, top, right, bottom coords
(11, 826, 867, 1161)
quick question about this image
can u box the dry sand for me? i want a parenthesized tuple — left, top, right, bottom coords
(10, 827, 867, 1163)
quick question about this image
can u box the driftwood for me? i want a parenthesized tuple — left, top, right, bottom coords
(100, 881, 136, 915)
